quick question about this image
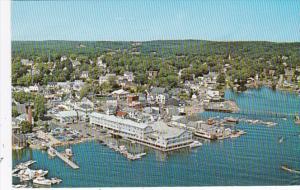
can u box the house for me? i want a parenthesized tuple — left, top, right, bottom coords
(73, 80, 85, 91)
(29, 84, 39, 92)
(147, 70, 158, 79)
(47, 82, 58, 89)
(155, 93, 168, 105)
(150, 87, 166, 96)
(111, 89, 130, 100)
(99, 74, 117, 85)
(97, 57, 107, 68)
(80, 71, 89, 79)
(71, 59, 81, 67)
(124, 71, 134, 82)
(60, 55, 68, 62)
(21, 59, 34, 66)
(285, 68, 294, 82)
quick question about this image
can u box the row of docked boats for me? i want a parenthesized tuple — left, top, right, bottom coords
(240, 118, 277, 127)
(12, 160, 62, 187)
(106, 143, 147, 160)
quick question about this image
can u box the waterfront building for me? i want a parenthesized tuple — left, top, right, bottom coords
(148, 121, 193, 150)
(54, 110, 84, 124)
(89, 112, 153, 139)
(89, 112, 192, 151)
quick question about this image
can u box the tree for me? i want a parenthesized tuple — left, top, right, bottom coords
(80, 84, 91, 99)
(12, 106, 20, 117)
(34, 95, 46, 120)
(217, 72, 226, 84)
(20, 120, 32, 133)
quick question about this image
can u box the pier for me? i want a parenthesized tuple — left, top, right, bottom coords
(236, 110, 298, 119)
(51, 147, 79, 169)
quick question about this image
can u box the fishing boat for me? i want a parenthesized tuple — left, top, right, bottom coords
(189, 141, 203, 148)
(33, 177, 52, 186)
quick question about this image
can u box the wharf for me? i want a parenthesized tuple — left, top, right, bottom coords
(51, 147, 79, 169)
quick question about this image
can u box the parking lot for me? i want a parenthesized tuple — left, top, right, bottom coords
(66, 122, 108, 139)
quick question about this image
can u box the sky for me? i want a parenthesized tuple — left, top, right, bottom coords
(12, 0, 300, 42)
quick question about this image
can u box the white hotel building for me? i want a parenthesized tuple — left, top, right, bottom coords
(89, 112, 193, 151)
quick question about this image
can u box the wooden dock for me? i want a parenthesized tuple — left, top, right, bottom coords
(52, 148, 79, 169)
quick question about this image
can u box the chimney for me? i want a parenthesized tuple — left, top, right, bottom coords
(27, 106, 33, 125)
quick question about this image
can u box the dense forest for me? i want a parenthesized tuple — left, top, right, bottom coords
(12, 40, 300, 89)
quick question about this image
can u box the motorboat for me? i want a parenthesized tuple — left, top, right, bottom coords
(51, 177, 62, 184)
(33, 177, 52, 186)
(189, 141, 203, 148)
(47, 147, 56, 157)
(65, 148, 73, 157)
(15, 160, 36, 170)
(34, 169, 48, 178)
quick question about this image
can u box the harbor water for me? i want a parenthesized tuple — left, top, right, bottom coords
(13, 87, 300, 187)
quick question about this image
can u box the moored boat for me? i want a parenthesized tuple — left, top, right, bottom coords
(189, 141, 203, 148)
(224, 117, 239, 124)
(65, 148, 73, 157)
(47, 147, 56, 157)
(51, 177, 62, 184)
(33, 177, 52, 186)
(12, 184, 27, 188)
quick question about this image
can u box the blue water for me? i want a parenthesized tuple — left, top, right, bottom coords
(13, 87, 300, 187)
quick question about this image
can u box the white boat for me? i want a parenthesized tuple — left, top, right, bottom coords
(224, 117, 239, 123)
(65, 148, 73, 157)
(33, 177, 52, 186)
(34, 169, 48, 178)
(15, 160, 36, 170)
(47, 147, 56, 157)
(12, 184, 27, 188)
(189, 141, 203, 148)
(19, 168, 35, 181)
(278, 136, 284, 144)
(51, 177, 62, 184)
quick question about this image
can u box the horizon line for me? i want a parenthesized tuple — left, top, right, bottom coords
(11, 39, 300, 43)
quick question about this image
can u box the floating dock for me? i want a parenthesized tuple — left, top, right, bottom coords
(51, 148, 79, 169)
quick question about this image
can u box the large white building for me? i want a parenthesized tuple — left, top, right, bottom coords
(54, 110, 84, 124)
(89, 112, 193, 151)
(89, 112, 153, 139)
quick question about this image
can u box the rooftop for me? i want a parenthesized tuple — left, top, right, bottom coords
(90, 112, 149, 129)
